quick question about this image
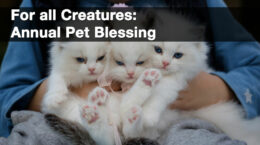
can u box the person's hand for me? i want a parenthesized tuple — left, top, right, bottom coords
(169, 72, 235, 110)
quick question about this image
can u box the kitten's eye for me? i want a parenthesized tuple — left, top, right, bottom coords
(97, 55, 105, 61)
(154, 46, 163, 54)
(136, 61, 144, 65)
(76, 57, 86, 63)
(115, 60, 124, 66)
(173, 52, 183, 59)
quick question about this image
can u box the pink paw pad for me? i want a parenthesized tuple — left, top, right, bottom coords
(88, 87, 109, 106)
(142, 69, 161, 87)
(81, 105, 99, 124)
(127, 106, 142, 124)
(128, 114, 139, 124)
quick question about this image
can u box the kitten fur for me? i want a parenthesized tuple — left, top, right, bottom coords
(45, 114, 97, 145)
(43, 42, 157, 145)
(45, 114, 160, 145)
(77, 42, 155, 145)
(123, 41, 260, 145)
(120, 42, 209, 139)
(41, 41, 110, 126)
(151, 42, 260, 145)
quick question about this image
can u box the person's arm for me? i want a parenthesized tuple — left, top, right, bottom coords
(206, 0, 260, 119)
(210, 42, 260, 119)
(0, 41, 45, 137)
(0, 0, 48, 137)
(27, 79, 47, 112)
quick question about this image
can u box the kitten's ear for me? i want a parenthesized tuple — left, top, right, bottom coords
(194, 42, 209, 54)
(50, 42, 64, 51)
(49, 42, 65, 57)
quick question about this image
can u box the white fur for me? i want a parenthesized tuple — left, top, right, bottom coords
(155, 42, 260, 145)
(122, 42, 260, 145)
(43, 40, 260, 145)
(108, 42, 153, 83)
(41, 42, 112, 145)
(78, 42, 156, 145)
(191, 102, 260, 145)
(120, 42, 209, 139)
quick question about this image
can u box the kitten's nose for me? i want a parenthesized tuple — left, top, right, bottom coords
(162, 61, 170, 67)
(88, 68, 95, 73)
(127, 72, 135, 78)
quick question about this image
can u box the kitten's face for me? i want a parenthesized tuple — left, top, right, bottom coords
(151, 42, 208, 75)
(53, 42, 108, 82)
(109, 42, 153, 83)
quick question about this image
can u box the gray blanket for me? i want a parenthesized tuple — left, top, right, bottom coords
(160, 119, 246, 145)
(0, 111, 246, 145)
(0, 111, 69, 145)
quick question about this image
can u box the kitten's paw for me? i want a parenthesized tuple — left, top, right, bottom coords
(44, 93, 67, 110)
(80, 104, 99, 124)
(142, 69, 161, 87)
(126, 106, 142, 124)
(88, 87, 109, 106)
(143, 111, 160, 127)
(122, 106, 143, 138)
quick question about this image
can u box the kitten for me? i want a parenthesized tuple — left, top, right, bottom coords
(41, 41, 109, 122)
(145, 42, 209, 137)
(153, 42, 260, 145)
(121, 42, 209, 139)
(124, 41, 260, 145)
(77, 42, 157, 145)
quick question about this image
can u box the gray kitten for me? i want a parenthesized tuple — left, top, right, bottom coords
(45, 114, 159, 145)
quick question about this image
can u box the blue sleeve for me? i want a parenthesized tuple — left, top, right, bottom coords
(0, 42, 45, 137)
(0, 0, 46, 137)
(207, 0, 260, 118)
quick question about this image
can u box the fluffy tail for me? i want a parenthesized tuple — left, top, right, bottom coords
(45, 114, 97, 145)
(193, 102, 260, 145)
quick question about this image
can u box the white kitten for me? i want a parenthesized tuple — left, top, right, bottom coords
(121, 42, 209, 139)
(78, 42, 155, 145)
(156, 42, 260, 145)
(124, 41, 260, 145)
(41, 41, 109, 121)
(143, 42, 209, 137)
(108, 42, 163, 138)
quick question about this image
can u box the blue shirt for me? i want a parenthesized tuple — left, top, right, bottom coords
(1, 0, 260, 137)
